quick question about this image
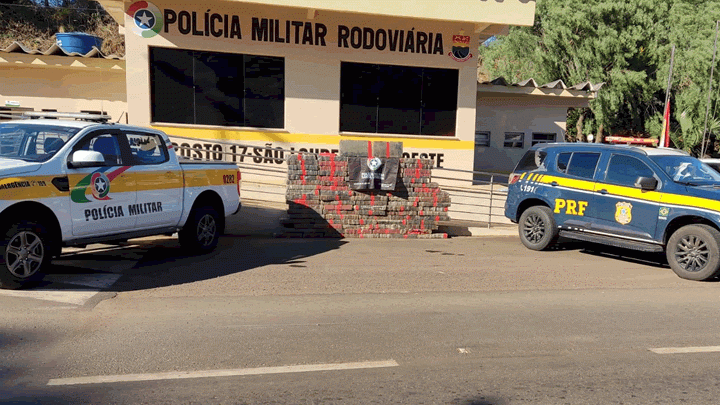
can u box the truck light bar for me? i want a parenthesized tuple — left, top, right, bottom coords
(22, 112, 112, 123)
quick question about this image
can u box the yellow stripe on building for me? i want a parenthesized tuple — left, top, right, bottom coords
(154, 126, 475, 150)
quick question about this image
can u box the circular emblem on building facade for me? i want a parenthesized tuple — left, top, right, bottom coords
(90, 172, 111, 200)
(127, 1, 163, 38)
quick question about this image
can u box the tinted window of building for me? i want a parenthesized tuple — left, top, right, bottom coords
(340, 63, 380, 133)
(244, 55, 285, 129)
(150, 47, 284, 129)
(531, 133, 556, 146)
(150, 48, 194, 125)
(475, 131, 490, 147)
(340, 62, 458, 136)
(194, 51, 244, 126)
(504, 132, 524, 148)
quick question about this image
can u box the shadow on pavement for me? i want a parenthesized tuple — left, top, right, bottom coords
(44, 236, 346, 292)
(546, 237, 670, 269)
(22, 203, 349, 292)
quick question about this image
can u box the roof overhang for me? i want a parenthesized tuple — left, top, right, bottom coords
(0, 53, 125, 72)
(96, 0, 126, 26)
(478, 83, 597, 99)
(477, 83, 597, 108)
(98, 0, 535, 38)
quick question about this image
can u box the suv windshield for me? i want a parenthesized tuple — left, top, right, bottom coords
(0, 123, 80, 162)
(650, 155, 720, 185)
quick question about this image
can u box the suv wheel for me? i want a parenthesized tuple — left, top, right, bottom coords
(0, 220, 50, 289)
(667, 224, 720, 281)
(518, 206, 558, 251)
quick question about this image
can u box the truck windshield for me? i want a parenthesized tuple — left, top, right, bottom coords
(0, 123, 80, 162)
(650, 155, 720, 185)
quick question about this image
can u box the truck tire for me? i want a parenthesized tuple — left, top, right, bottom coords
(518, 206, 558, 251)
(666, 224, 720, 281)
(179, 205, 221, 253)
(0, 220, 51, 289)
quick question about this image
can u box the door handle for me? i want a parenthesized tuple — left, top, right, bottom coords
(52, 176, 69, 192)
(551, 181, 558, 186)
(597, 189, 608, 195)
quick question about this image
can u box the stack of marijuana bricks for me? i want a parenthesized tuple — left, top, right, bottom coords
(283, 142, 451, 238)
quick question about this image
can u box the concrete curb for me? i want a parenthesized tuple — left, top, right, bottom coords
(438, 224, 518, 237)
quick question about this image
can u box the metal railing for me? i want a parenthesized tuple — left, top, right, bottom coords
(432, 167, 510, 227)
(156, 135, 512, 227)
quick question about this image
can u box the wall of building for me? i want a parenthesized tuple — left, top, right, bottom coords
(243, 0, 536, 26)
(474, 93, 588, 174)
(0, 65, 127, 121)
(124, 0, 479, 184)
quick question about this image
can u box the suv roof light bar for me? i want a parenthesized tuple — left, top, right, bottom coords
(22, 112, 112, 123)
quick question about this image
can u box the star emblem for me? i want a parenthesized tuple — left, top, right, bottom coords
(94, 177, 107, 194)
(135, 10, 155, 29)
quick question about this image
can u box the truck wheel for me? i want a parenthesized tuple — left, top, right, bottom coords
(518, 206, 558, 251)
(0, 220, 50, 289)
(667, 224, 720, 281)
(179, 205, 220, 253)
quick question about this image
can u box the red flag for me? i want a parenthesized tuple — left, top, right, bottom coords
(660, 103, 671, 148)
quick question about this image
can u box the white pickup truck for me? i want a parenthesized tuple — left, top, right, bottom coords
(0, 114, 241, 289)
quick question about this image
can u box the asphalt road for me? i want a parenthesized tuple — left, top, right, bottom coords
(2, 234, 720, 404)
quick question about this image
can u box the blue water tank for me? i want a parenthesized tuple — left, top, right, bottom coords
(55, 33, 103, 55)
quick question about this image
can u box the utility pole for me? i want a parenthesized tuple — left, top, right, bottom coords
(660, 45, 675, 148)
(701, 20, 720, 158)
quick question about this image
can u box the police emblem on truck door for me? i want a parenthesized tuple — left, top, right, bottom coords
(615, 202, 633, 225)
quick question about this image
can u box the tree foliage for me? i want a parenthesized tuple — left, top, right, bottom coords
(479, 0, 720, 156)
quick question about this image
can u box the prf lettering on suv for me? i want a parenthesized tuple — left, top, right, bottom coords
(505, 142, 720, 281)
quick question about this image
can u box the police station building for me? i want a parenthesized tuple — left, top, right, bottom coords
(93, 1, 531, 179)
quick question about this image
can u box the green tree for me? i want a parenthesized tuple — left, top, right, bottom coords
(660, 1, 720, 154)
(479, 0, 720, 155)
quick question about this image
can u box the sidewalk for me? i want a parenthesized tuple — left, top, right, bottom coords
(228, 200, 518, 238)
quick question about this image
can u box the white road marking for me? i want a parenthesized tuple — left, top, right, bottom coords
(649, 346, 720, 354)
(0, 273, 121, 306)
(47, 360, 400, 386)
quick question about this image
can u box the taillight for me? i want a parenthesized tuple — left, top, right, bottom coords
(237, 170, 242, 196)
(508, 173, 521, 185)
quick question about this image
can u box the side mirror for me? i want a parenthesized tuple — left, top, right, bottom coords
(68, 150, 105, 169)
(635, 176, 658, 191)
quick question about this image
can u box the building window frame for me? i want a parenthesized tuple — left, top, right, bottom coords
(149, 46, 285, 129)
(531, 132, 557, 146)
(339, 61, 459, 137)
(475, 131, 491, 147)
(504, 132, 525, 148)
